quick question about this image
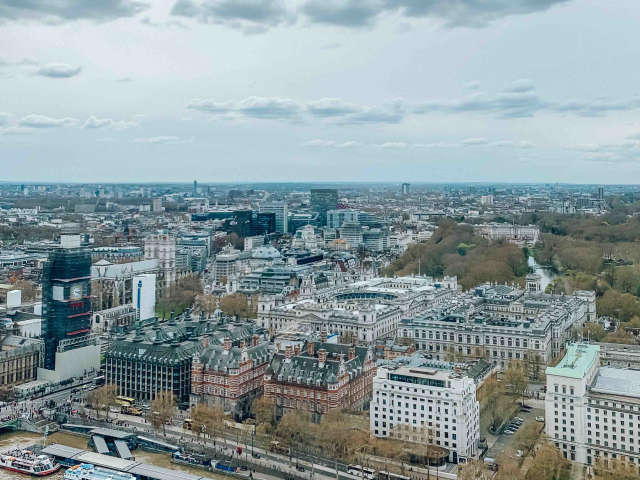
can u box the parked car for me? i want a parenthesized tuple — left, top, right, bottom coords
(536, 416, 545, 422)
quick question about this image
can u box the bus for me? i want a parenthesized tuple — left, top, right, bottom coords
(378, 472, 410, 480)
(115, 396, 135, 407)
(347, 465, 376, 480)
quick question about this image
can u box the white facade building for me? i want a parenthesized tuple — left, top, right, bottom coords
(545, 343, 640, 472)
(144, 233, 176, 289)
(133, 273, 156, 321)
(260, 202, 288, 234)
(371, 363, 480, 463)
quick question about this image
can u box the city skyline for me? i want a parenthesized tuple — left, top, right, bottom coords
(2, 0, 640, 183)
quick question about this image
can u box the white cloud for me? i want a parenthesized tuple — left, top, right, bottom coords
(18, 114, 78, 128)
(35, 63, 82, 78)
(134, 135, 194, 144)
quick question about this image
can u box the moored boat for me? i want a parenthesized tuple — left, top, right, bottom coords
(0, 448, 61, 476)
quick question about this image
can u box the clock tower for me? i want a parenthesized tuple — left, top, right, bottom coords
(42, 231, 92, 370)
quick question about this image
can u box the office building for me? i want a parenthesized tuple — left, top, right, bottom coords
(371, 359, 480, 463)
(327, 209, 359, 229)
(545, 343, 640, 471)
(401, 183, 410, 195)
(339, 221, 363, 249)
(310, 189, 338, 226)
(264, 340, 376, 422)
(259, 202, 288, 234)
(144, 234, 176, 290)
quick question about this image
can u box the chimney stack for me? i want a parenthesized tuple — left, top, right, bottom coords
(223, 337, 232, 351)
(294, 344, 300, 356)
(307, 341, 315, 356)
(285, 345, 293, 360)
(321, 329, 327, 343)
(318, 348, 327, 366)
(252, 334, 259, 346)
(348, 346, 356, 360)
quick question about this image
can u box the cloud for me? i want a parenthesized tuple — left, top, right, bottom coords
(462, 137, 488, 145)
(306, 98, 360, 117)
(134, 135, 194, 144)
(0, 126, 34, 136)
(0, 112, 9, 126)
(83, 116, 138, 129)
(18, 114, 78, 128)
(567, 140, 640, 164)
(237, 96, 301, 119)
(171, 0, 288, 32)
(490, 140, 536, 148)
(35, 63, 82, 78)
(376, 142, 410, 149)
(0, 0, 149, 22)
(551, 98, 640, 117)
(505, 78, 534, 93)
(301, 0, 382, 27)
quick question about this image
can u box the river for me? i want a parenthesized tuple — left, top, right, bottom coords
(0, 431, 225, 480)
(528, 256, 557, 292)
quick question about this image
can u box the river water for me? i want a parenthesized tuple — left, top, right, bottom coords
(528, 256, 557, 291)
(0, 431, 225, 480)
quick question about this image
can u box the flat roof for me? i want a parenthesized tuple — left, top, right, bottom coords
(74, 451, 138, 471)
(42, 444, 85, 459)
(126, 463, 207, 480)
(89, 427, 135, 439)
(591, 367, 640, 399)
(546, 343, 599, 379)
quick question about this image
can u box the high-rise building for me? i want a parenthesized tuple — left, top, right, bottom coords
(133, 274, 156, 321)
(259, 202, 288, 234)
(310, 188, 338, 226)
(193, 179, 198, 196)
(41, 232, 93, 371)
(327, 209, 359, 229)
(401, 183, 410, 195)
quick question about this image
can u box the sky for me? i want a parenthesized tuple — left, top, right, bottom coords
(1, 0, 640, 183)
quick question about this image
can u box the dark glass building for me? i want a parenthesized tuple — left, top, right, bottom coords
(310, 188, 338, 226)
(41, 235, 92, 370)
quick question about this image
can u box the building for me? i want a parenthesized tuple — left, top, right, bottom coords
(105, 319, 211, 405)
(327, 209, 359, 229)
(144, 234, 176, 290)
(339, 222, 363, 249)
(191, 335, 272, 419)
(264, 340, 376, 422)
(370, 359, 480, 463)
(259, 202, 288, 234)
(41, 232, 93, 371)
(212, 247, 241, 283)
(310, 189, 338, 226)
(258, 276, 458, 343)
(401, 183, 410, 195)
(0, 334, 43, 388)
(400, 284, 596, 368)
(92, 259, 159, 312)
(544, 343, 640, 471)
(473, 223, 540, 246)
(133, 274, 156, 322)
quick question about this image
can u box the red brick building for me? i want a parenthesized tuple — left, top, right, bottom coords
(191, 335, 272, 419)
(264, 340, 376, 422)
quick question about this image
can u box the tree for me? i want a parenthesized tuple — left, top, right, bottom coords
(194, 294, 218, 316)
(219, 293, 251, 318)
(525, 443, 570, 480)
(514, 422, 540, 456)
(504, 360, 528, 404)
(251, 396, 276, 434)
(191, 403, 226, 444)
(86, 384, 117, 419)
(458, 460, 493, 480)
(11, 279, 37, 302)
(150, 391, 176, 434)
(582, 322, 606, 342)
(593, 457, 639, 480)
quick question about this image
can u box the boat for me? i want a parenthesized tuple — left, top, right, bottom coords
(64, 463, 136, 480)
(0, 448, 61, 476)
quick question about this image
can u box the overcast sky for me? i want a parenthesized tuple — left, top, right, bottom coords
(2, 0, 640, 183)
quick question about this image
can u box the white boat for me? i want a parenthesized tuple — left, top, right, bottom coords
(0, 448, 61, 476)
(64, 463, 136, 480)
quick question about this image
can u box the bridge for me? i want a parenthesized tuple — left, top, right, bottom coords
(0, 418, 20, 431)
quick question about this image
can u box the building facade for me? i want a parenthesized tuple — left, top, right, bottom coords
(371, 362, 480, 463)
(264, 340, 376, 422)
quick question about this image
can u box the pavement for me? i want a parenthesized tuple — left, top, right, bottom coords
(485, 405, 545, 460)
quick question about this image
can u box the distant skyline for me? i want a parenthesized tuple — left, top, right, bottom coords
(2, 0, 640, 183)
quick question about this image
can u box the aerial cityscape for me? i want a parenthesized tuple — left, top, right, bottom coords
(3, 1, 640, 480)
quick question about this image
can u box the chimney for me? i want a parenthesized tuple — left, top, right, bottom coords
(348, 346, 355, 360)
(294, 344, 300, 356)
(201, 335, 210, 348)
(240, 340, 246, 349)
(285, 345, 293, 360)
(223, 337, 232, 351)
(321, 329, 327, 343)
(252, 334, 259, 347)
(307, 341, 315, 356)
(318, 348, 327, 366)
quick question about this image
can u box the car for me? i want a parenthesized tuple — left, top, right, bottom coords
(504, 430, 515, 435)
(296, 465, 305, 472)
(514, 417, 524, 422)
(536, 416, 545, 422)
(252, 453, 261, 459)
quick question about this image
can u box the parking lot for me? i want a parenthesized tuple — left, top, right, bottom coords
(485, 404, 545, 459)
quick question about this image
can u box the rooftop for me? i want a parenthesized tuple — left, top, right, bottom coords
(546, 343, 600, 379)
(591, 367, 640, 399)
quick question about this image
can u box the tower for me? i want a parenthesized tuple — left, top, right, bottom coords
(41, 230, 92, 370)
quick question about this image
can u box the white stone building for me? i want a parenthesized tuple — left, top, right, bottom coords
(371, 362, 480, 463)
(545, 343, 640, 472)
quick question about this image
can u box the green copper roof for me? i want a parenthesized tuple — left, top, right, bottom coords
(546, 343, 599, 379)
